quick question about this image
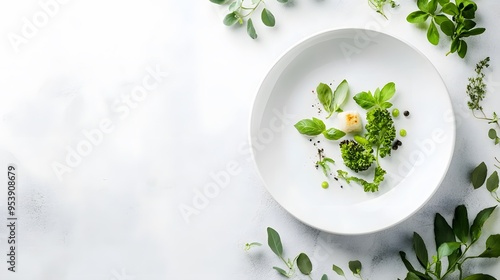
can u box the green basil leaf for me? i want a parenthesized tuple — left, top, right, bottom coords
(374, 88, 382, 104)
(437, 0, 450, 5)
(223, 12, 239, 26)
(297, 253, 313, 275)
(353, 91, 376, 109)
(462, 27, 486, 37)
(399, 251, 416, 272)
(442, 2, 459, 15)
(417, 0, 428, 12)
(489, 129, 498, 140)
(348, 260, 362, 275)
(428, 0, 438, 13)
(247, 18, 257, 39)
(458, 39, 467, 58)
(433, 14, 449, 25)
(413, 232, 429, 269)
(332, 79, 349, 113)
(261, 8, 276, 27)
(463, 19, 477, 30)
(437, 242, 461, 259)
(380, 82, 396, 102)
(294, 118, 326, 136)
(477, 234, 500, 258)
(321, 274, 329, 280)
(440, 19, 455, 36)
(427, 21, 439, 45)
(267, 227, 283, 257)
(323, 128, 346, 140)
(462, 3, 477, 19)
(317, 83, 333, 114)
(407, 11, 430, 23)
(462, 274, 496, 280)
(471, 206, 497, 243)
(453, 205, 469, 243)
(210, 0, 226, 4)
(272, 266, 289, 277)
(380, 102, 393, 109)
(332, 264, 345, 276)
(486, 171, 499, 192)
(471, 162, 487, 189)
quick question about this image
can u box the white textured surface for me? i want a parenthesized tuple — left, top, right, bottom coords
(0, 0, 498, 279)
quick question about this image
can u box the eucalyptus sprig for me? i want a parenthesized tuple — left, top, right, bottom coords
(467, 57, 500, 145)
(406, 0, 485, 58)
(399, 205, 500, 280)
(247, 227, 364, 279)
(210, 0, 288, 39)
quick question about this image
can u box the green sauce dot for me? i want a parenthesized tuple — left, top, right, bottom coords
(400, 129, 407, 137)
(321, 181, 329, 189)
(392, 108, 400, 117)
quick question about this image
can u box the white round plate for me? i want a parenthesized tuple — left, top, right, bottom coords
(250, 28, 455, 235)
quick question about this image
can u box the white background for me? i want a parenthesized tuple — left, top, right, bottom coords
(0, 0, 499, 279)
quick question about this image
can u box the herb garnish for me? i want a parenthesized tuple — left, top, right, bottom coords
(466, 57, 500, 145)
(400, 205, 499, 280)
(406, 0, 485, 58)
(317, 80, 350, 119)
(210, 0, 288, 39)
(337, 82, 397, 192)
(246, 226, 365, 279)
(294, 118, 346, 140)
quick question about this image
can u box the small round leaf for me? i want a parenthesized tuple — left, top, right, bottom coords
(247, 18, 257, 39)
(406, 11, 429, 23)
(261, 8, 276, 27)
(471, 162, 487, 189)
(223, 12, 239, 26)
(427, 21, 440, 45)
(297, 253, 313, 275)
(489, 129, 498, 140)
(486, 171, 499, 192)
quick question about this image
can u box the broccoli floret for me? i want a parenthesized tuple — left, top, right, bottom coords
(365, 108, 396, 158)
(339, 140, 375, 173)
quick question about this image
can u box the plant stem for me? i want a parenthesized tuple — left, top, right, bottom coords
(240, 0, 263, 17)
(441, 245, 471, 279)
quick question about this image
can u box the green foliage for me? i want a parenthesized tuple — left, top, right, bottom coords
(400, 205, 499, 280)
(406, 0, 485, 58)
(249, 227, 364, 279)
(210, 0, 287, 39)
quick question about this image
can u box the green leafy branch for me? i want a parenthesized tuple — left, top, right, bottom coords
(399, 205, 499, 280)
(466, 57, 500, 145)
(246, 227, 365, 279)
(407, 0, 485, 58)
(210, 0, 288, 39)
